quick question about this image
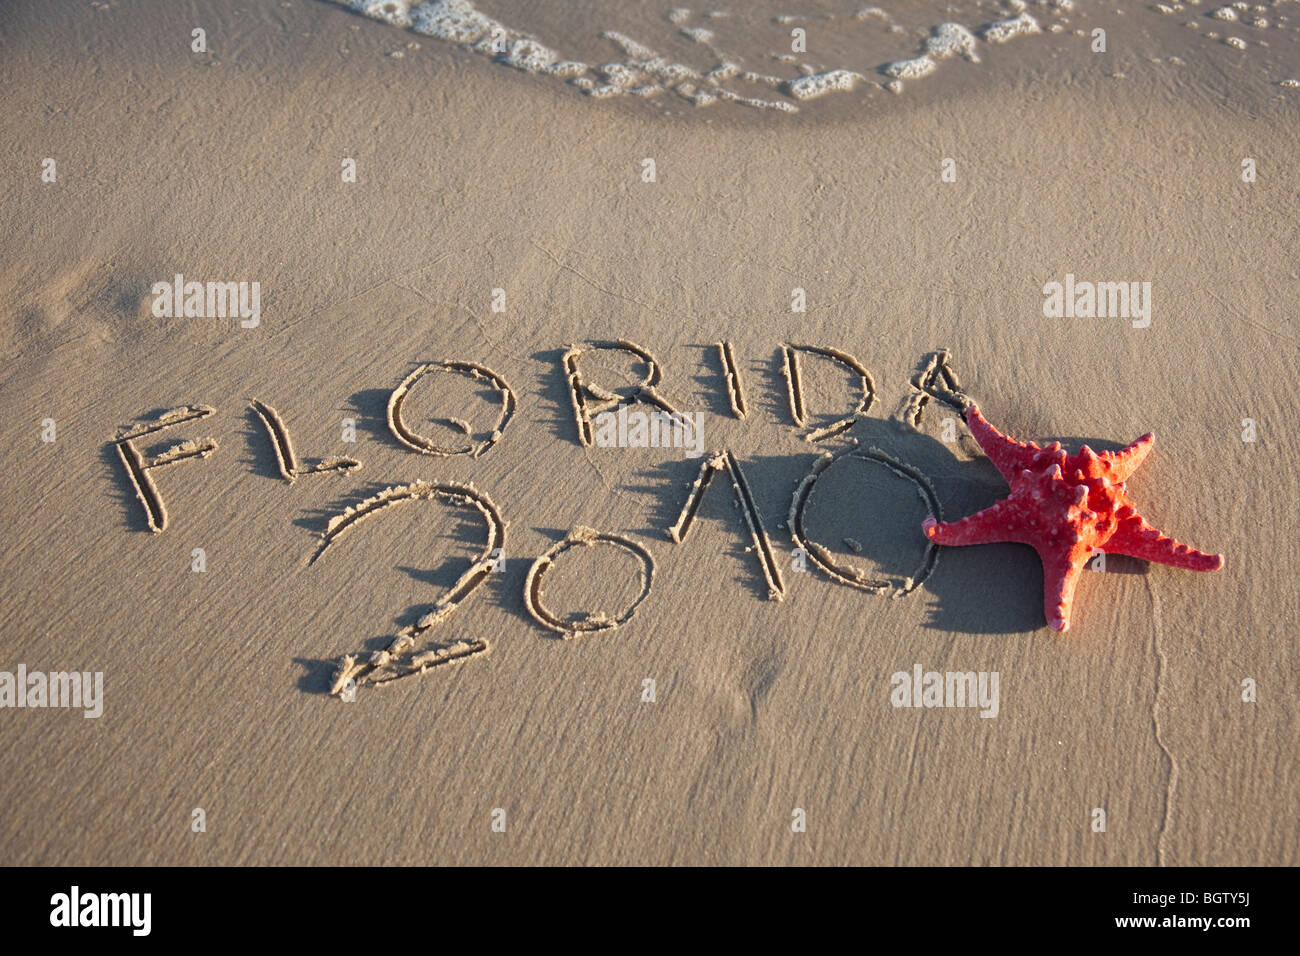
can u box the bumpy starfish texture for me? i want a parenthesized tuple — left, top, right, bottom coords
(922, 405, 1223, 632)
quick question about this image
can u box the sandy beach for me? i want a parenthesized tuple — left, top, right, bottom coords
(1, 0, 1296, 865)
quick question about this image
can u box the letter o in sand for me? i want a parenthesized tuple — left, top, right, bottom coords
(788, 446, 942, 597)
(524, 527, 655, 638)
(387, 360, 516, 458)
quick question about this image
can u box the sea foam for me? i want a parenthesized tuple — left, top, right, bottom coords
(320, 1, 1091, 111)
(981, 12, 1042, 43)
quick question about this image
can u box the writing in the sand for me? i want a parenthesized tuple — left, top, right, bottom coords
(109, 342, 970, 696)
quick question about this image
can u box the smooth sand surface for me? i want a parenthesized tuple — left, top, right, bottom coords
(1, 0, 1296, 864)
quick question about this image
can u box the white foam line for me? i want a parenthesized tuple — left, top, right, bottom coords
(322, 1, 1060, 110)
(981, 12, 1042, 43)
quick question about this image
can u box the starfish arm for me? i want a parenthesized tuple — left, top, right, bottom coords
(1103, 516, 1224, 571)
(1101, 431, 1154, 482)
(965, 404, 1038, 483)
(922, 500, 1033, 547)
(1037, 545, 1087, 632)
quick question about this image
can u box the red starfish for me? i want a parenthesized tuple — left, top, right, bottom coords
(922, 405, 1223, 632)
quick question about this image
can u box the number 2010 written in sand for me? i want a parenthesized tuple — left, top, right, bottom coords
(109, 344, 969, 697)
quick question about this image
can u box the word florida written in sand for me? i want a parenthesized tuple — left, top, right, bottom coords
(108, 344, 971, 696)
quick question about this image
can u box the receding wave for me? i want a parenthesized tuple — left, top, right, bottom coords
(319, 1, 1300, 113)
